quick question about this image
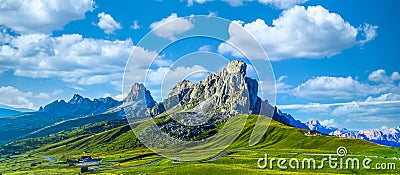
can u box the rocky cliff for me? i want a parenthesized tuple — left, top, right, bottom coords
(164, 60, 252, 117)
(125, 83, 157, 108)
(125, 60, 289, 126)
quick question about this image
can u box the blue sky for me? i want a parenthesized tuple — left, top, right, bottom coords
(0, 0, 399, 130)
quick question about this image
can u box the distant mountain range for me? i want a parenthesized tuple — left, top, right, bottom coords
(304, 119, 400, 147)
(274, 108, 400, 148)
(305, 120, 338, 134)
(0, 104, 34, 117)
(0, 108, 21, 117)
(38, 94, 121, 116)
(0, 94, 122, 144)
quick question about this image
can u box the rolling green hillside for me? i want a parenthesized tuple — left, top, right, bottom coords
(1, 115, 398, 174)
(0, 119, 128, 155)
(30, 124, 141, 157)
(228, 115, 398, 157)
(0, 108, 21, 117)
(23, 115, 399, 158)
(25, 110, 124, 139)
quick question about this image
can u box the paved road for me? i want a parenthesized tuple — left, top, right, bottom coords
(99, 158, 166, 172)
(170, 150, 246, 164)
(132, 158, 165, 168)
(46, 156, 57, 162)
(205, 150, 242, 162)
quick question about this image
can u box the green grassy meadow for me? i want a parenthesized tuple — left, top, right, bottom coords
(1, 115, 399, 174)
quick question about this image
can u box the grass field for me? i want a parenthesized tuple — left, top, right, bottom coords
(1, 115, 399, 174)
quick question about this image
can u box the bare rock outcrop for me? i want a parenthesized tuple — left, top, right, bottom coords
(125, 60, 288, 126)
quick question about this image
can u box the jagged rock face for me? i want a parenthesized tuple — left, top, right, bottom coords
(39, 94, 121, 116)
(226, 60, 246, 74)
(149, 103, 166, 117)
(162, 60, 278, 119)
(245, 77, 261, 114)
(270, 106, 290, 125)
(124, 83, 165, 118)
(126, 60, 277, 124)
(125, 83, 156, 108)
(68, 94, 89, 105)
(277, 109, 308, 129)
(306, 120, 336, 134)
(164, 61, 252, 116)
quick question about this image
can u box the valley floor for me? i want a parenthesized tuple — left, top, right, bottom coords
(1, 148, 399, 174)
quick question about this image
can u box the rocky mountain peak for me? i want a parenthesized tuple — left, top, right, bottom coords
(154, 60, 276, 119)
(125, 83, 156, 108)
(306, 119, 337, 134)
(130, 83, 146, 99)
(307, 119, 320, 126)
(329, 126, 400, 148)
(167, 80, 195, 99)
(160, 60, 254, 117)
(226, 60, 247, 75)
(68, 94, 85, 104)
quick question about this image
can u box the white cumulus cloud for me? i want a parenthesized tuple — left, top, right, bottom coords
(290, 69, 400, 101)
(150, 13, 194, 40)
(358, 23, 378, 45)
(183, 0, 307, 9)
(97, 12, 122, 34)
(257, 0, 308, 9)
(365, 93, 400, 102)
(0, 86, 33, 109)
(0, 32, 164, 88)
(279, 70, 400, 129)
(218, 6, 378, 61)
(134, 65, 209, 101)
(279, 98, 400, 130)
(186, 0, 213, 6)
(0, 0, 94, 34)
(368, 69, 400, 83)
(319, 119, 335, 127)
(198, 45, 212, 52)
(291, 76, 382, 100)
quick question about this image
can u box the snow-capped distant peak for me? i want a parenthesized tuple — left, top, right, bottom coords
(305, 119, 337, 134)
(330, 126, 400, 147)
